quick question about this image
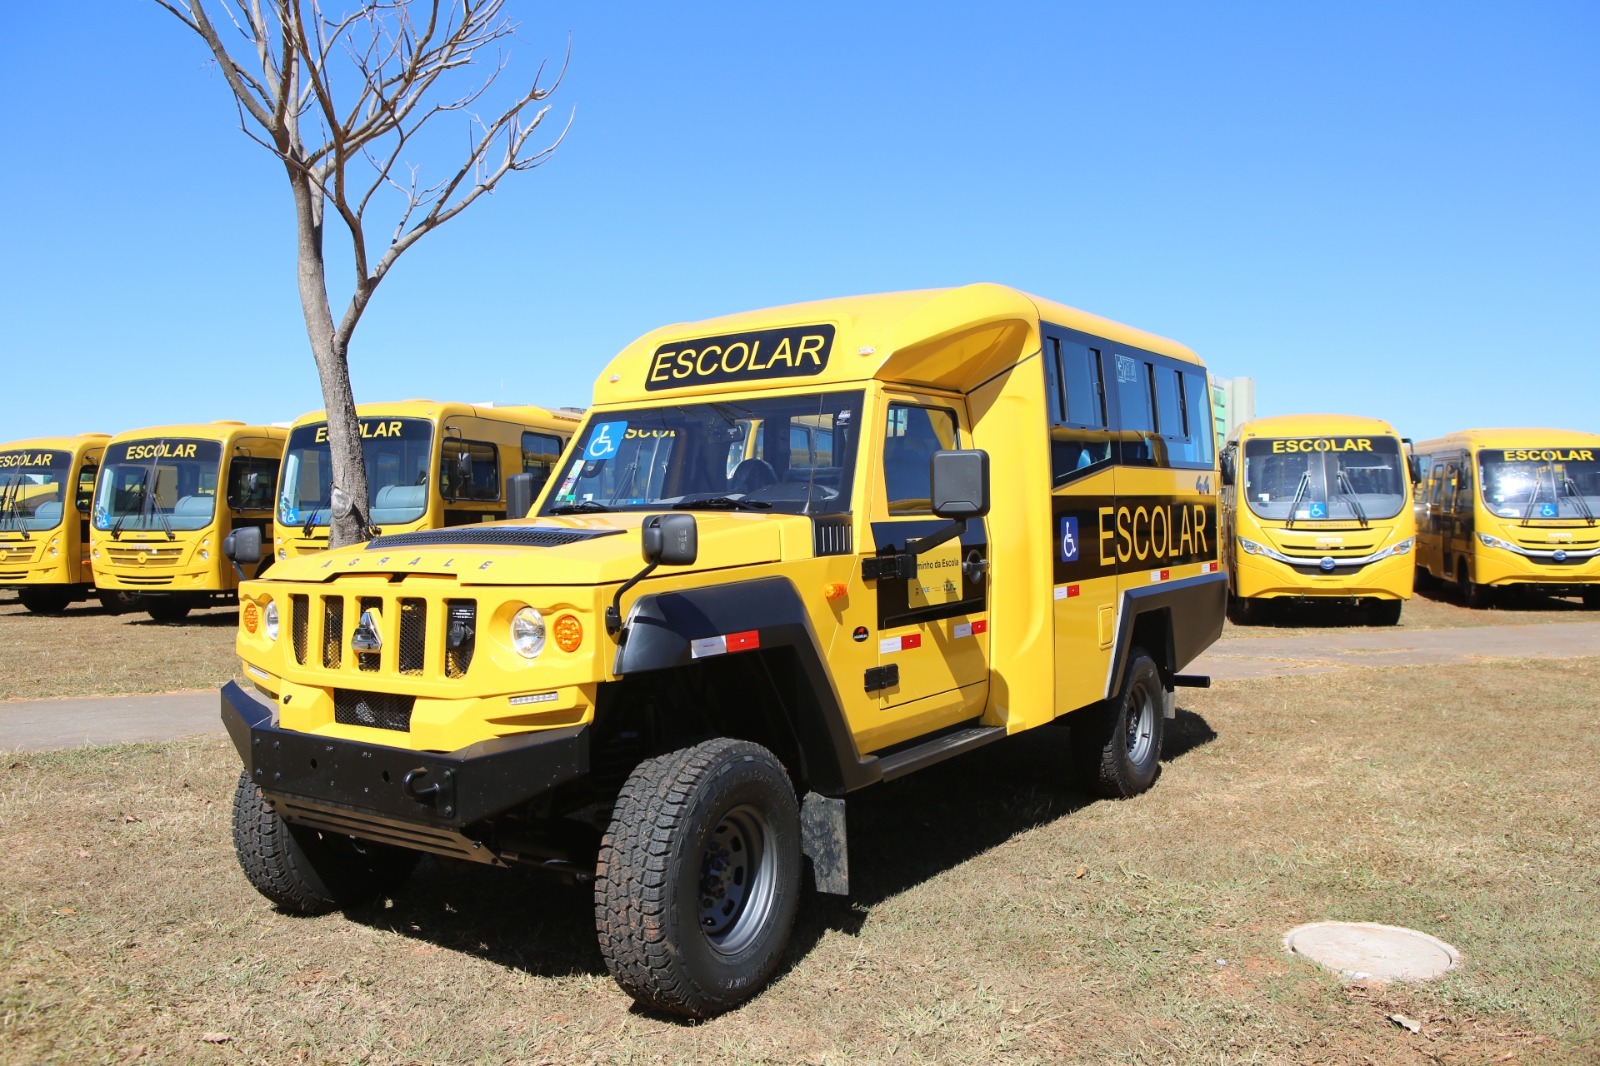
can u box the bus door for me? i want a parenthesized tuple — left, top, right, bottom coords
(1428, 455, 1473, 578)
(865, 396, 990, 717)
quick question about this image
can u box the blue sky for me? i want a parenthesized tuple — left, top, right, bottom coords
(1, 2, 1595, 443)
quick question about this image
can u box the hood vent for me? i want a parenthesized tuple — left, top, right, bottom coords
(366, 526, 625, 551)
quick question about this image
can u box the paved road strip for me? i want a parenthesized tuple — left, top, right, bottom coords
(0, 692, 220, 753)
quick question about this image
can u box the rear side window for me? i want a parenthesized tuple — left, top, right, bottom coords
(521, 431, 564, 494)
(441, 439, 500, 501)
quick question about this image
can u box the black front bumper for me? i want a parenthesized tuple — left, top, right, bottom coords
(221, 681, 590, 834)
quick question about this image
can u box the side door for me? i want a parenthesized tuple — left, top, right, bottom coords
(863, 395, 990, 739)
(74, 459, 98, 580)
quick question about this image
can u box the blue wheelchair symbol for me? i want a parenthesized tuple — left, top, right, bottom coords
(1060, 517, 1079, 562)
(583, 421, 628, 461)
(1307, 501, 1327, 519)
(1539, 503, 1558, 518)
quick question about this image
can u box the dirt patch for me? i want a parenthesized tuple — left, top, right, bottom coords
(3, 659, 1596, 1063)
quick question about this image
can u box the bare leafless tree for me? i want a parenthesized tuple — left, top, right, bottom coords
(153, 0, 569, 546)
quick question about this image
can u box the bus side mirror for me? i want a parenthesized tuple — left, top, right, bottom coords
(1407, 456, 1422, 484)
(224, 526, 262, 565)
(1219, 452, 1235, 486)
(506, 472, 536, 521)
(930, 449, 990, 520)
(642, 513, 698, 566)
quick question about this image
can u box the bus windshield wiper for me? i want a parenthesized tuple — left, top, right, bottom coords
(1521, 462, 1557, 525)
(673, 494, 773, 511)
(1284, 471, 1312, 528)
(1563, 477, 1596, 525)
(0, 474, 28, 539)
(302, 487, 332, 537)
(548, 500, 613, 514)
(1337, 470, 1369, 528)
(156, 500, 176, 541)
(111, 472, 148, 540)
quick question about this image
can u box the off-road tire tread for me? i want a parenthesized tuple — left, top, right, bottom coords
(594, 738, 796, 1018)
(1073, 649, 1165, 800)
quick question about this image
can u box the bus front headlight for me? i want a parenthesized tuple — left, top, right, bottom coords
(511, 607, 546, 659)
(1477, 533, 1514, 551)
(1391, 537, 1414, 556)
(1239, 538, 1266, 556)
(264, 600, 279, 642)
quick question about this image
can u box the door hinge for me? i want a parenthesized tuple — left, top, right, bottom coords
(864, 664, 899, 693)
(861, 553, 915, 581)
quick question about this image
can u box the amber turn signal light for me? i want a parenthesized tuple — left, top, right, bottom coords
(554, 614, 583, 653)
(823, 582, 848, 601)
(242, 601, 259, 634)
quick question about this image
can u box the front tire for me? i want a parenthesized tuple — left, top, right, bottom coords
(1073, 648, 1167, 799)
(231, 771, 418, 914)
(595, 738, 802, 1019)
(1365, 599, 1403, 626)
(1226, 591, 1261, 626)
(18, 587, 72, 614)
(1457, 561, 1493, 609)
(97, 590, 138, 615)
(1583, 589, 1600, 610)
(145, 600, 192, 623)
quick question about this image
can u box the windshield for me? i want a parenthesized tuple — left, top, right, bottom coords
(1478, 448, 1600, 521)
(93, 439, 223, 532)
(1242, 436, 1407, 522)
(0, 450, 74, 533)
(539, 391, 864, 516)
(279, 418, 435, 529)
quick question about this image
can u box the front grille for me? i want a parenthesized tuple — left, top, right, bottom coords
(357, 596, 382, 672)
(0, 546, 35, 563)
(290, 594, 309, 665)
(105, 544, 185, 567)
(367, 526, 623, 551)
(322, 597, 344, 669)
(445, 600, 476, 678)
(119, 575, 173, 586)
(398, 599, 426, 675)
(0, 570, 25, 580)
(1273, 541, 1380, 559)
(333, 689, 414, 732)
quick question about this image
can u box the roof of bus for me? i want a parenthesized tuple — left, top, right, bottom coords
(1231, 414, 1402, 441)
(286, 401, 583, 430)
(105, 422, 287, 445)
(591, 284, 1202, 404)
(0, 433, 112, 455)
(1413, 428, 1600, 454)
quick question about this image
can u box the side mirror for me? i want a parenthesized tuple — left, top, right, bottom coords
(641, 513, 698, 566)
(930, 450, 990, 520)
(1407, 456, 1422, 484)
(1219, 451, 1235, 487)
(224, 526, 262, 565)
(455, 448, 473, 483)
(506, 472, 536, 521)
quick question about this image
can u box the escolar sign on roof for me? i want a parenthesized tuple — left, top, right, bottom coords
(645, 324, 835, 391)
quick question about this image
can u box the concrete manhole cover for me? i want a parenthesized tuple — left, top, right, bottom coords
(1284, 922, 1460, 981)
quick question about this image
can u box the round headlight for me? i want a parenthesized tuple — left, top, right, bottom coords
(277, 547, 287, 561)
(264, 600, 279, 642)
(511, 607, 546, 659)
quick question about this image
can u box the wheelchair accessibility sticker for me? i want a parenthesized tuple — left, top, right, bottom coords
(1305, 501, 1327, 519)
(583, 422, 628, 461)
(1060, 517, 1080, 562)
(1540, 503, 1559, 518)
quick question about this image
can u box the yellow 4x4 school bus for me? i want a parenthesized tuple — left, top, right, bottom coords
(90, 422, 286, 622)
(1219, 415, 1418, 625)
(219, 284, 1224, 1017)
(0, 433, 117, 614)
(1413, 428, 1600, 608)
(273, 401, 581, 559)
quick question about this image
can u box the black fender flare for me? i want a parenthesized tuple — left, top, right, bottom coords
(1107, 572, 1226, 697)
(613, 576, 877, 795)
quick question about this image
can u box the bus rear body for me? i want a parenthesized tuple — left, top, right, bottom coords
(1220, 414, 1416, 623)
(1414, 428, 1600, 607)
(0, 433, 113, 613)
(90, 422, 286, 621)
(272, 401, 580, 559)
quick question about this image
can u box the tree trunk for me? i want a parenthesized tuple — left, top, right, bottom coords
(288, 165, 370, 548)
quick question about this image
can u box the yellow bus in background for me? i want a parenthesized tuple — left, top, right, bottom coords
(272, 401, 580, 558)
(1220, 415, 1416, 625)
(90, 422, 286, 622)
(0, 433, 118, 614)
(1414, 428, 1600, 608)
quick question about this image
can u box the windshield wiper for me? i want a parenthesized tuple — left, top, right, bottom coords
(548, 500, 613, 514)
(673, 494, 773, 511)
(1521, 462, 1557, 525)
(0, 474, 28, 539)
(156, 501, 176, 541)
(302, 487, 332, 537)
(1337, 470, 1370, 528)
(1563, 477, 1596, 525)
(111, 472, 148, 540)
(1284, 471, 1312, 528)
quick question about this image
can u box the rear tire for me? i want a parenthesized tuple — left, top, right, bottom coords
(1365, 599, 1403, 626)
(595, 738, 802, 1019)
(145, 600, 192, 623)
(231, 771, 418, 914)
(18, 588, 72, 614)
(1072, 648, 1167, 799)
(97, 590, 138, 615)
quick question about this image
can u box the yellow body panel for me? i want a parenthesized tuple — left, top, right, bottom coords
(1221, 414, 1417, 602)
(236, 285, 1221, 760)
(1414, 428, 1600, 591)
(0, 434, 112, 595)
(90, 422, 285, 595)
(273, 401, 581, 558)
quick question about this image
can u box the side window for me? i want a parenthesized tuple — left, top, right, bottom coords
(1109, 351, 1161, 465)
(227, 456, 279, 510)
(1154, 365, 1184, 441)
(1045, 332, 1112, 483)
(520, 431, 564, 493)
(788, 425, 812, 465)
(883, 403, 958, 514)
(440, 438, 500, 501)
(76, 465, 97, 513)
(1181, 370, 1215, 466)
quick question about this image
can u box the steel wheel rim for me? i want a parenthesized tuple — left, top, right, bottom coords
(698, 803, 776, 956)
(1125, 678, 1157, 765)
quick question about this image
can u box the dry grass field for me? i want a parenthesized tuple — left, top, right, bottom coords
(3, 658, 1597, 1065)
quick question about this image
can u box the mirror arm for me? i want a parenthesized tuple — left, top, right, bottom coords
(905, 517, 967, 556)
(606, 561, 659, 639)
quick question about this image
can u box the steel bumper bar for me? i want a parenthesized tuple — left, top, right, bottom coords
(221, 680, 589, 831)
